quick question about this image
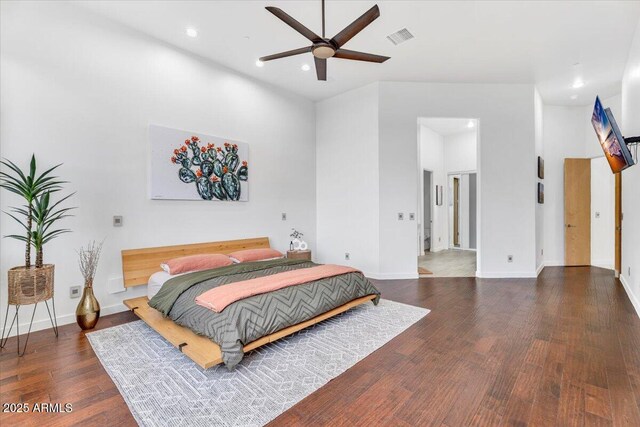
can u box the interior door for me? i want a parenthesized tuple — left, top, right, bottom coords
(453, 177, 460, 247)
(564, 159, 591, 266)
(615, 172, 621, 277)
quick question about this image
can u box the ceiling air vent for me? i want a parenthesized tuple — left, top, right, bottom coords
(386, 28, 414, 45)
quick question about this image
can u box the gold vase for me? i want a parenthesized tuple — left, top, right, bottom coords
(76, 279, 100, 330)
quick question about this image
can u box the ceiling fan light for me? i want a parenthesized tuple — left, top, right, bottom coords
(312, 45, 336, 59)
(301, 64, 311, 71)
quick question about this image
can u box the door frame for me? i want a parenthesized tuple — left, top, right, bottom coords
(419, 168, 434, 255)
(416, 118, 481, 276)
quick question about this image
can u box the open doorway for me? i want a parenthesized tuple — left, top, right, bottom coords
(417, 118, 478, 277)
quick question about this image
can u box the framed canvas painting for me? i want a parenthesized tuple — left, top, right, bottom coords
(538, 156, 544, 179)
(150, 125, 249, 201)
(538, 182, 544, 204)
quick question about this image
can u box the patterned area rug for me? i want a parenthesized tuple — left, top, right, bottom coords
(87, 299, 429, 427)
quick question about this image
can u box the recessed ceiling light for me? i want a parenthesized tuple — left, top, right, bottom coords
(467, 120, 475, 129)
(301, 64, 310, 71)
(255, 60, 264, 68)
(186, 28, 198, 38)
(572, 78, 584, 89)
(570, 94, 578, 100)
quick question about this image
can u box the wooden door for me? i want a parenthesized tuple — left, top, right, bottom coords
(453, 177, 460, 247)
(564, 159, 591, 266)
(615, 173, 621, 277)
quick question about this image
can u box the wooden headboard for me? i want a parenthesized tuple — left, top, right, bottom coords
(121, 237, 270, 287)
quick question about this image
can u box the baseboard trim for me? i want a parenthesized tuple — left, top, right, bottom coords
(476, 271, 539, 279)
(543, 260, 565, 267)
(366, 272, 419, 280)
(536, 263, 545, 276)
(0, 302, 129, 339)
(619, 274, 640, 317)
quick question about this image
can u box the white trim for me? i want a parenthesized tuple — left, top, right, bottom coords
(536, 263, 545, 276)
(619, 274, 640, 317)
(366, 272, 419, 280)
(1, 302, 129, 339)
(476, 270, 539, 278)
(591, 260, 614, 270)
(543, 260, 565, 267)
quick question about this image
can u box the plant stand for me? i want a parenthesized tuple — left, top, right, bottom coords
(0, 298, 58, 356)
(0, 264, 59, 356)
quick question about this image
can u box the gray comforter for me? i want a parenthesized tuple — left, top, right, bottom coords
(148, 258, 380, 368)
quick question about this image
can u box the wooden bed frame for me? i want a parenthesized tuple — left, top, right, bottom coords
(121, 237, 376, 369)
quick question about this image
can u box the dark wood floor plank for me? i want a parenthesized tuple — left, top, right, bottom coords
(1, 267, 639, 426)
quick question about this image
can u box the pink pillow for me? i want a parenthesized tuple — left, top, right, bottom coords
(228, 248, 284, 263)
(161, 254, 233, 275)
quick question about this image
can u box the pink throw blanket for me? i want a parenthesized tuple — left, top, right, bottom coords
(195, 264, 359, 312)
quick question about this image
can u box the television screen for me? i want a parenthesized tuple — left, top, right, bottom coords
(591, 96, 635, 173)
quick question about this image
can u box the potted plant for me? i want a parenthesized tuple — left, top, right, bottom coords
(0, 155, 74, 307)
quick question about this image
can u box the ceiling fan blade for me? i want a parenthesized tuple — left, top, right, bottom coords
(314, 57, 327, 81)
(334, 49, 390, 63)
(265, 7, 322, 42)
(259, 46, 312, 62)
(330, 4, 380, 48)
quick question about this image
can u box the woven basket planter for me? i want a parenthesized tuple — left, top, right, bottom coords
(7, 264, 54, 305)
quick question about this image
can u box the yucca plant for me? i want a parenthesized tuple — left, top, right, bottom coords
(0, 155, 69, 268)
(30, 191, 75, 267)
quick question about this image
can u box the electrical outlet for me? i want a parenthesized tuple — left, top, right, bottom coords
(507, 255, 513, 263)
(629, 267, 632, 277)
(439, 237, 441, 242)
(70, 286, 81, 298)
(345, 252, 350, 260)
(595, 211, 600, 219)
(113, 215, 123, 227)
(281, 213, 287, 221)
(541, 249, 544, 255)
(398, 213, 404, 221)
(409, 213, 415, 221)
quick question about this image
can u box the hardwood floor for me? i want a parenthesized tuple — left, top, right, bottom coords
(1, 267, 639, 426)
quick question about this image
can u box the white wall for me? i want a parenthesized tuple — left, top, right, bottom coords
(542, 106, 589, 265)
(543, 93, 621, 267)
(315, 83, 380, 276)
(620, 17, 640, 315)
(378, 82, 537, 278)
(534, 88, 544, 272)
(444, 131, 477, 173)
(590, 157, 615, 269)
(0, 2, 316, 335)
(419, 125, 447, 253)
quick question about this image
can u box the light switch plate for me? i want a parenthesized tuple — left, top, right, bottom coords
(281, 213, 287, 221)
(398, 213, 404, 220)
(409, 213, 415, 220)
(70, 286, 81, 298)
(113, 216, 123, 227)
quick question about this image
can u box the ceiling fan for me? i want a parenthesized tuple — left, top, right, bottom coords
(259, 0, 390, 81)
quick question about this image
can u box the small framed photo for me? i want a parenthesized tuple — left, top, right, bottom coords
(538, 182, 544, 204)
(538, 156, 544, 179)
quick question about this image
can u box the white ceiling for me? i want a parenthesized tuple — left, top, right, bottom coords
(419, 118, 476, 136)
(76, 1, 640, 105)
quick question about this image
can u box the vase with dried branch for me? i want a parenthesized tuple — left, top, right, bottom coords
(75, 240, 103, 330)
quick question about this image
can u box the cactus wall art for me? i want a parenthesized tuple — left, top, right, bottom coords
(150, 125, 249, 201)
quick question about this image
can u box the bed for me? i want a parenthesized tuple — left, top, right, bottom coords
(121, 237, 380, 369)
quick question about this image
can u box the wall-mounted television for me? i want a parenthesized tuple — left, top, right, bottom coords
(591, 96, 635, 173)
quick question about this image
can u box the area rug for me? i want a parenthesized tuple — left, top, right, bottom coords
(87, 299, 429, 427)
